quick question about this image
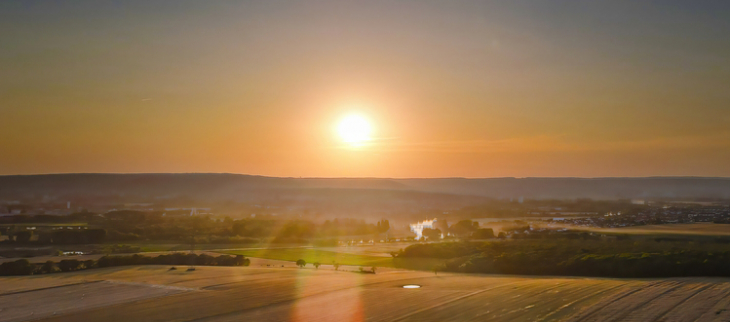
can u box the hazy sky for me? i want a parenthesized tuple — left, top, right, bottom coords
(2, 1, 729, 177)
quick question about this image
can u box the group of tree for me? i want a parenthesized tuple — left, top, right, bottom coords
(448, 199, 641, 219)
(449, 220, 481, 237)
(45, 229, 107, 244)
(294, 259, 375, 274)
(1, 228, 107, 244)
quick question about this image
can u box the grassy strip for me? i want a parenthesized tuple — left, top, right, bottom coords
(220, 248, 394, 267)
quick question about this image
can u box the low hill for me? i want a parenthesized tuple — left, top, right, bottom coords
(1, 174, 729, 201)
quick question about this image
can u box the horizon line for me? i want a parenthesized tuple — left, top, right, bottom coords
(1, 172, 729, 180)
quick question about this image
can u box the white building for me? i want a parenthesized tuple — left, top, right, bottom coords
(410, 218, 437, 240)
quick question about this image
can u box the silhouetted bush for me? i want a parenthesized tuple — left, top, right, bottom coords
(49, 229, 106, 244)
(0, 259, 33, 275)
(472, 228, 495, 239)
(0, 253, 250, 276)
(58, 259, 83, 272)
(15, 231, 33, 243)
(40, 260, 57, 273)
(96, 253, 251, 268)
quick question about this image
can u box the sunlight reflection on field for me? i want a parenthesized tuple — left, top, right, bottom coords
(292, 269, 364, 322)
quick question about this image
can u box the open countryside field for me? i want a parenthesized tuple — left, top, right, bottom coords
(3, 266, 730, 322)
(220, 248, 395, 267)
(587, 223, 730, 237)
(310, 243, 410, 257)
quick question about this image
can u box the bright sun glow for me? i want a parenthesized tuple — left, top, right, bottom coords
(337, 114, 372, 146)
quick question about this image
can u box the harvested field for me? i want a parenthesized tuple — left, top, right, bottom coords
(0, 279, 190, 322)
(3, 266, 730, 322)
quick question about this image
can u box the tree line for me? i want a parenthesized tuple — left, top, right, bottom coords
(1, 211, 392, 245)
(393, 239, 730, 278)
(0, 253, 250, 276)
(419, 219, 496, 240)
(2, 228, 107, 244)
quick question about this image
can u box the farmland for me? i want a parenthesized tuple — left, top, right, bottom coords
(3, 265, 730, 322)
(220, 248, 395, 267)
(611, 222, 730, 236)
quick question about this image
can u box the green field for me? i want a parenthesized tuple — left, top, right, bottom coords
(127, 243, 262, 253)
(220, 248, 395, 267)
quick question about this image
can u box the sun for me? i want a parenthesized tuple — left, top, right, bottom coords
(337, 114, 372, 146)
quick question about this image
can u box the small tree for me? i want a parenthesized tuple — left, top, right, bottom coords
(333, 262, 340, 271)
(313, 262, 320, 269)
(58, 259, 82, 272)
(371, 266, 377, 274)
(41, 260, 56, 274)
(296, 259, 306, 268)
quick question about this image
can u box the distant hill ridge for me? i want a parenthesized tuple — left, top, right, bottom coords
(1, 173, 730, 200)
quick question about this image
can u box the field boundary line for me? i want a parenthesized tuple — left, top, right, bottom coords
(168, 270, 280, 286)
(103, 280, 198, 292)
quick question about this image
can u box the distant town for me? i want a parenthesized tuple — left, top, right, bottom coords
(3, 193, 729, 244)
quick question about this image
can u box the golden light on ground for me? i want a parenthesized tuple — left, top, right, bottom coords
(337, 114, 372, 147)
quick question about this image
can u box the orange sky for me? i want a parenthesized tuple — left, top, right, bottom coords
(1, 1, 729, 177)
